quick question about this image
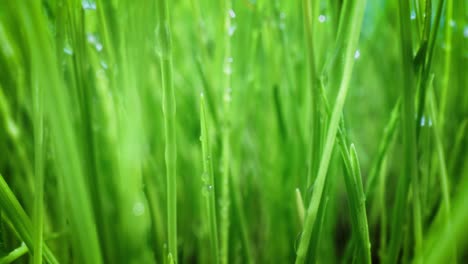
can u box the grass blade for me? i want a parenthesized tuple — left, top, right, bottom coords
(295, 0, 366, 262)
(200, 94, 220, 263)
(0, 174, 58, 264)
(157, 0, 178, 261)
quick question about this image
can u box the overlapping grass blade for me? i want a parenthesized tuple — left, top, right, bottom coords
(295, 0, 366, 261)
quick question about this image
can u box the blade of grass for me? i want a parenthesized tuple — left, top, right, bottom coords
(387, 0, 421, 261)
(32, 62, 45, 264)
(200, 93, 220, 263)
(427, 84, 456, 261)
(0, 173, 58, 264)
(416, 167, 468, 263)
(319, 75, 371, 264)
(0, 242, 28, 264)
(220, 2, 233, 263)
(295, 0, 366, 261)
(365, 99, 400, 196)
(438, 0, 453, 128)
(302, 0, 321, 188)
(157, 0, 178, 261)
(349, 145, 372, 264)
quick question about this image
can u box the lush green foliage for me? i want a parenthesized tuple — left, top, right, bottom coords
(0, 0, 466, 263)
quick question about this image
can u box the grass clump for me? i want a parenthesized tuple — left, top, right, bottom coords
(0, 0, 466, 263)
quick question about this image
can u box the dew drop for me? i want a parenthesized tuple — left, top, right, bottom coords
(354, 49, 361, 59)
(279, 22, 285, 30)
(318, 15, 326, 23)
(228, 25, 237, 36)
(132, 202, 145, 216)
(87, 33, 97, 44)
(95, 43, 103, 52)
(410, 11, 416, 20)
(419, 116, 432, 127)
(100, 61, 108, 69)
(224, 60, 232, 75)
(202, 184, 214, 196)
(7, 120, 19, 139)
(449, 20, 456, 28)
(82, 0, 96, 10)
(228, 9, 236, 19)
(464, 26, 468, 38)
(63, 47, 73, 55)
(224, 88, 232, 102)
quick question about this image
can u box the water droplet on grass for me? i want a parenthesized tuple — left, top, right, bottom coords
(132, 202, 145, 216)
(223, 93, 232, 102)
(318, 15, 326, 23)
(63, 47, 73, 55)
(228, 9, 236, 18)
(202, 184, 214, 196)
(464, 26, 468, 38)
(420, 116, 433, 127)
(7, 120, 19, 139)
(449, 20, 456, 28)
(228, 25, 237, 36)
(87, 33, 97, 43)
(354, 49, 361, 59)
(100, 61, 108, 69)
(95, 43, 103, 52)
(223, 88, 232, 102)
(410, 11, 416, 20)
(224, 59, 233, 75)
(82, 0, 96, 10)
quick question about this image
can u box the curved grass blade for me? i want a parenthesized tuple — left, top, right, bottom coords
(0, 242, 28, 264)
(0, 174, 58, 264)
(295, 0, 366, 261)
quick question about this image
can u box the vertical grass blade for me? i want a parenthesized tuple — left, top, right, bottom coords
(387, 0, 420, 261)
(200, 94, 220, 263)
(295, 0, 366, 262)
(220, 1, 233, 263)
(32, 65, 44, 264)
(349, 145, 372, 264)
(157, 0, 178, 261)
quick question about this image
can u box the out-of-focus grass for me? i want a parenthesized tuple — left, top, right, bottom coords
(0, 0, 466, 263)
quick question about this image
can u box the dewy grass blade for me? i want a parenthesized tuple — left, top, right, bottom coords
(387, 0, 421, 261)
(157, 0, 178, 262)
(22, 1, 104, 263)
(200, 94, 220, 263)
(220, 1, 233, 263)
(295, 0, 366, 262)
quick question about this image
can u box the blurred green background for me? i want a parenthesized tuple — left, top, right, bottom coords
(0, 0, 466, 263)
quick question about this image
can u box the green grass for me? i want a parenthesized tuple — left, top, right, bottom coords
(0, 0, 467, 263)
